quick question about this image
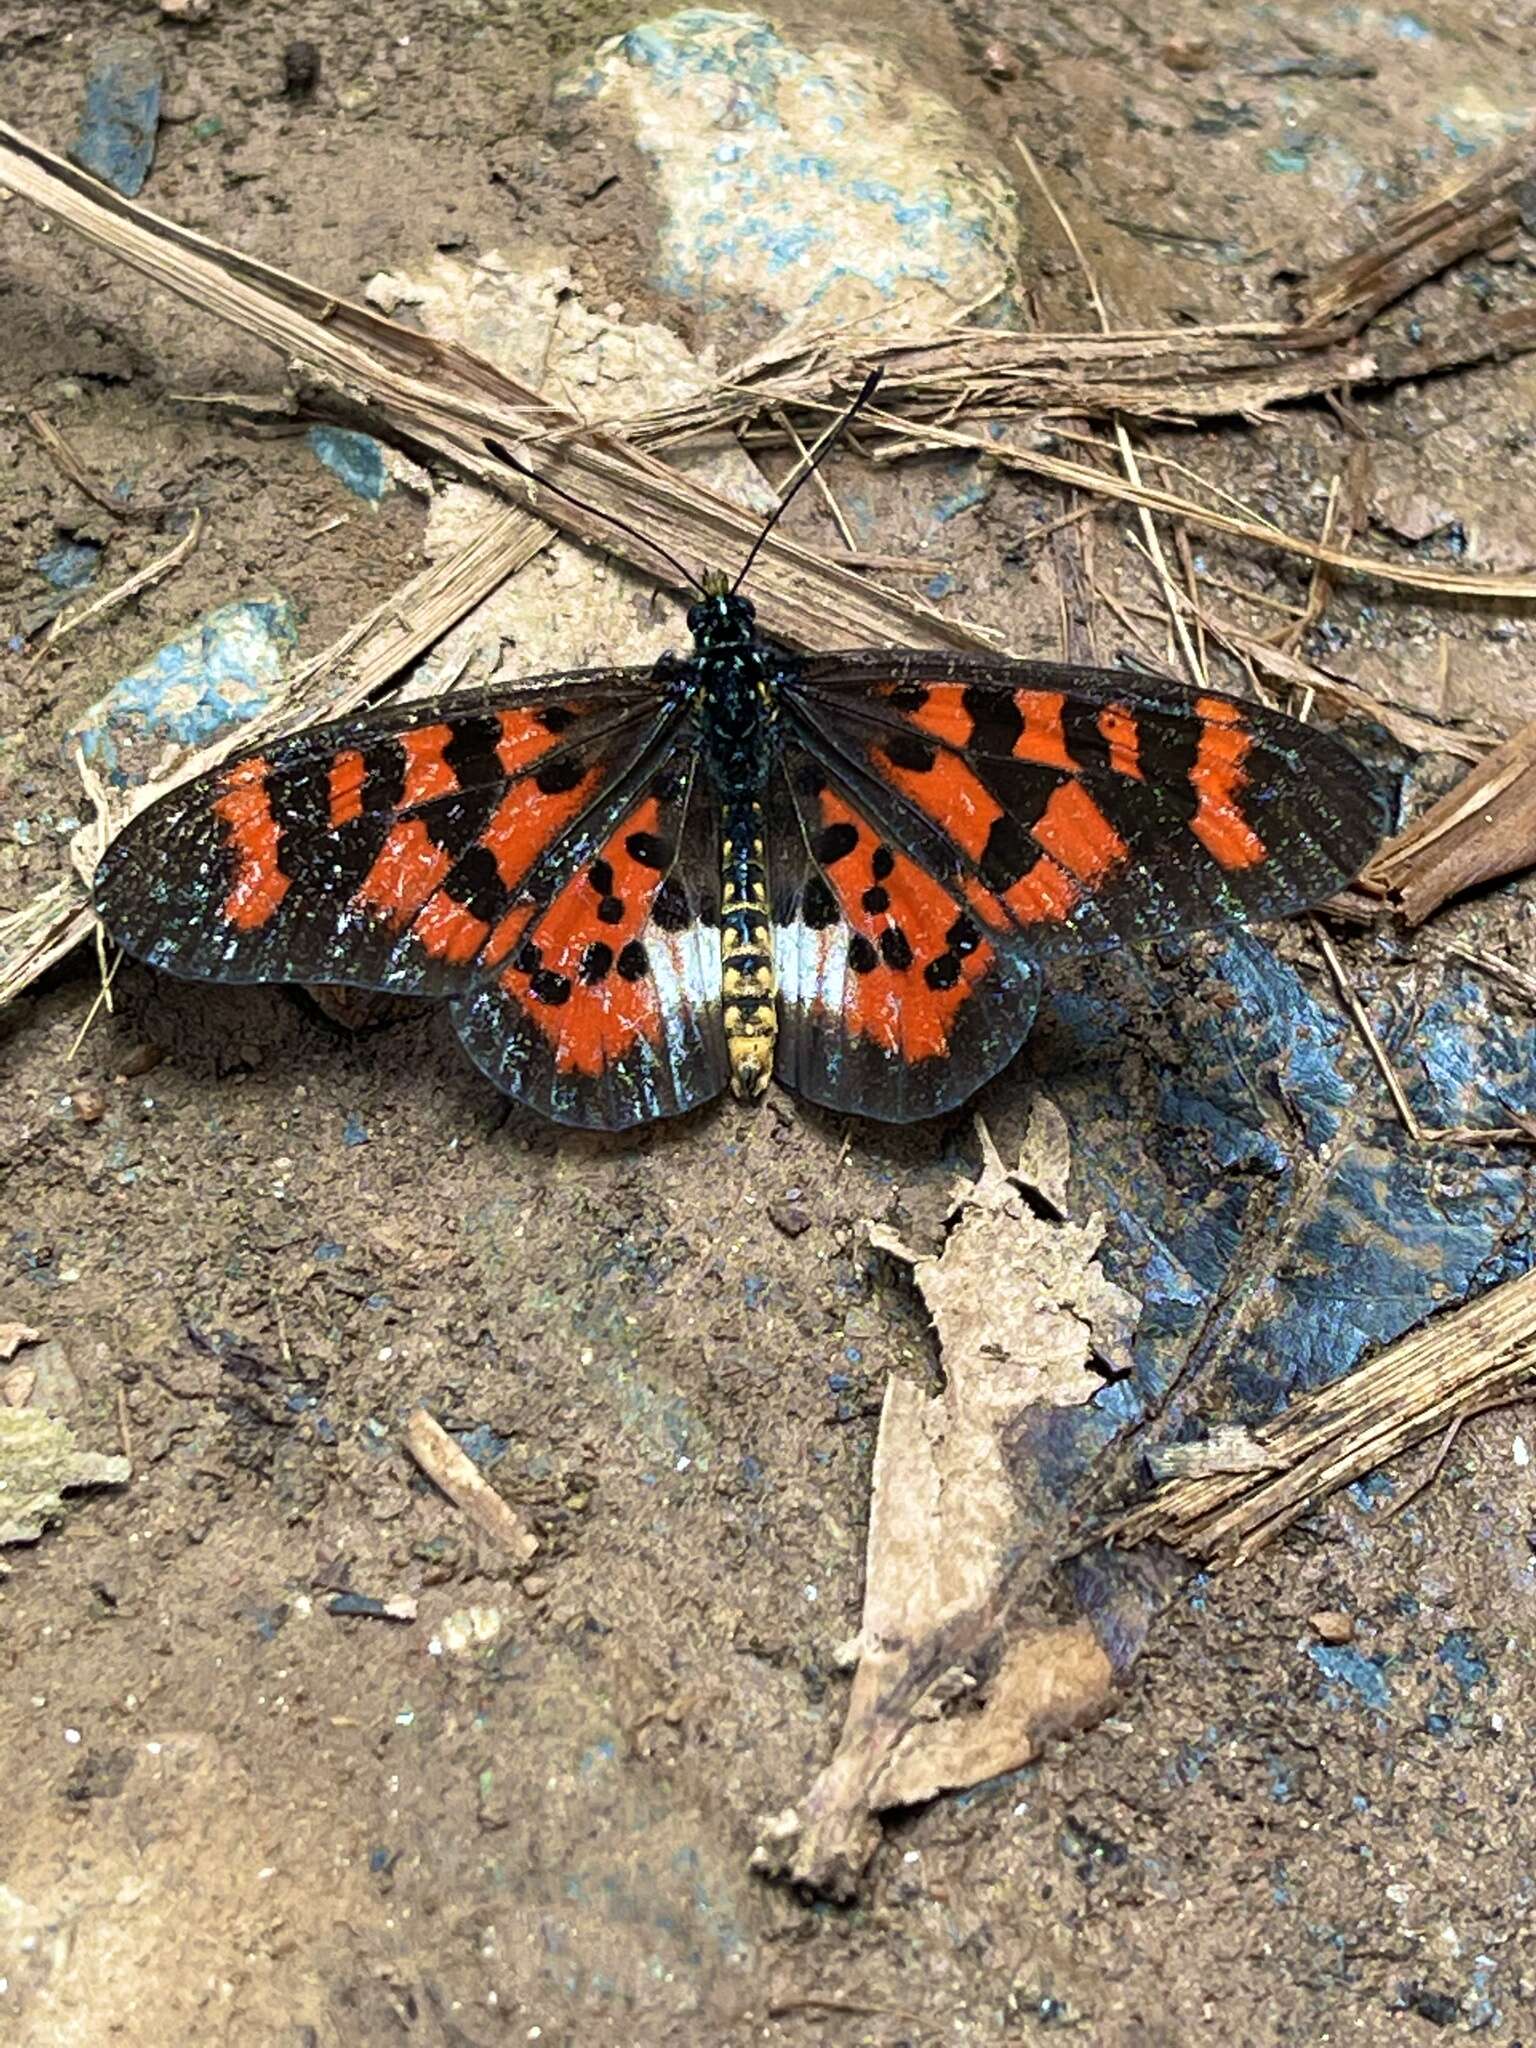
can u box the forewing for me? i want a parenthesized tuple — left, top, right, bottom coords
(770, 737, 1040, 1121)
(451, 754, 728, 1130)
(787, 652, 1386, 959)
(94, 672, 667, 999)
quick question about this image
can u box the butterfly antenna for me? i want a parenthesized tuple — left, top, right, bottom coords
(484, 436, 707, 598)
(730, 368, 883, 597)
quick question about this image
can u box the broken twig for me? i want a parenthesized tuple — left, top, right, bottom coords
(403, 1409, 539, 1566)
(1116, 1266, 1536, 1561)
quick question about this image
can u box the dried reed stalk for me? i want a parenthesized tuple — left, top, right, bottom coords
(1299, 132, 1536, 333)
(1116, 1267, 1536, 1562)
(4, 116, 1535, 622)
(0, 120, 980, 658)
(1356, 717, 1536, 925)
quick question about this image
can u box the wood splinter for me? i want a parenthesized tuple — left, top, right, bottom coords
(403, 1408, 540, 1567)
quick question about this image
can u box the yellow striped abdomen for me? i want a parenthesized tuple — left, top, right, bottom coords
(721, 801, 775, 1098)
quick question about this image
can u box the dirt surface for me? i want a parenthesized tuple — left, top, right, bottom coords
(4, 2, 1536, 2042)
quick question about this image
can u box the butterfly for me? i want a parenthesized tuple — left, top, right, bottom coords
(93, 377, 1381, 1129)
(93, 577, 1383, 1130)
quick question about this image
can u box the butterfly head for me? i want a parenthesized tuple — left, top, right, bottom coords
(687, 576, 758, 653)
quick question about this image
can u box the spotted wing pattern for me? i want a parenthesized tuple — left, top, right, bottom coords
(770, 739, 1040, 1120)
(94, 674, 666, 1001)
(451, 756, 727, 1129)
(773, 653, 1382, 1116)
(788, 653, 1384, 958)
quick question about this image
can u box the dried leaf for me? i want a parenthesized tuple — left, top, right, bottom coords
(869, 1109, 1137, 1410)
(754, 1105, 1137, 1898)
(0, 1407, 130, 1545)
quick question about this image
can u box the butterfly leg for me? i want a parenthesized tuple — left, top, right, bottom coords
(720, 797, 777, 1099)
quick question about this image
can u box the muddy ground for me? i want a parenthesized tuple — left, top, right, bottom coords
(3, 1, 1536, 2042)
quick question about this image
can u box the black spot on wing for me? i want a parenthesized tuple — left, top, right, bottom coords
(962, 685, 1023, 757)
(978, 812, 1035, 895)
(801, 874, 839, 930)
(879, 925, 913, 971)
(882, 731, 938, 773)
(651, 876, 693, 932)
(530, 968, 571, 1006)
(813, 821, 859, 866)
(536, 756, 587, 797)
(626, 830, 673, 869)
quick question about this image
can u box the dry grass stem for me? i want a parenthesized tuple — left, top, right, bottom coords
(0, 120, 980, 660)
(1308, 917, 1535, 1148)
(25, 408, 154, 522)
(1116, 1267, 1536, 1561)
(1299, 132, 1536, 332)
(29, 509, 203, 663)
(1356, 719, 1536, 924)
(862, 405, 1536, 601)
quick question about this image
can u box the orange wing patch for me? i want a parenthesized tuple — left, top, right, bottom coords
(815, 790, 994, 1063)
(499, 798, 669, 1076)
(879, 745, 1003, 863)
(214, 758, 290, 930)
(1097, 704, 1143, 781)
(328, 749, 366, 828)
(1031, 779, 1128, 885)
(482, 766, 603, 892)
(1012, 690, 1076, 773)
(398, 725, 459, 808)
(355, 819, 452, 927)
(1190, 697, 1266, 870)
(412, 889, 491, 966)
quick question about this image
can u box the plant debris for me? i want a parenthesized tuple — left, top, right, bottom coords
(753, 1107, 1138, 1899)
(1356, 717, 1536, 926)
(1116, 1266, 1536, 1563)
(0, 1407, 131, 1547)
(403, 1408, 540, 1567)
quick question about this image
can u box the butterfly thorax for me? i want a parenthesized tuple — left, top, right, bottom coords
(686, 588, 780, 1100)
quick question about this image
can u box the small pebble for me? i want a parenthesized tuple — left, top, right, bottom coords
(326, 1591, 416, 1624)
(159, 0, 215, 19)
(71, 1087, 106, 1125)
(1310, 1609, 1354, 1645)
(282, 41, 321, 100)
(1161, 35, 1215, 72)
(115, 1042, 164, 1079)
(768, 1203, 812, 1238)
(520, 1573, 551, 1600)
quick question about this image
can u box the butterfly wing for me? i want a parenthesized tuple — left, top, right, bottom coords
(770, 736, 1040, 1120)
(94, 671, 669, 998)
(96, 666, 731, 1128)
(788, 653, 1384, 954)
(774, 652, 1384, 1116)
(451, 753, 728, 1129)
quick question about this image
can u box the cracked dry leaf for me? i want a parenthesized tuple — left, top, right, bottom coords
(869, 1109, 1136, 1410)
(753, 1104, 1141, 1900)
